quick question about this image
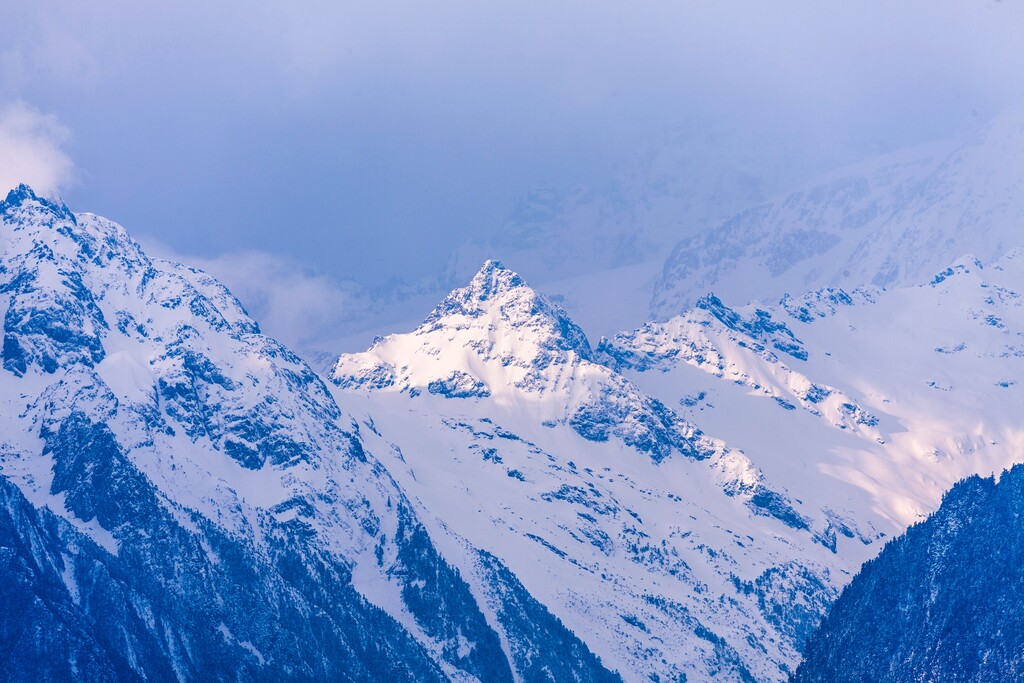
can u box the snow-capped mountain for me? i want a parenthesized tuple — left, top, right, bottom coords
(651, 107, 1024, 319)
(331, 261, 873, 682)
(333, 260, 713, 463)
(611, 250, 1024, 534)
(8, 175, 1024, 681)
(334, 249, 1024, 681)
(0, 185, 616, 682)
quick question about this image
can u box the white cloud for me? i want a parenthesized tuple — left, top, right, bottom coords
(0, 102, 73, 197)
(192, 250, 369, 350)
(137, 237, 374, 360)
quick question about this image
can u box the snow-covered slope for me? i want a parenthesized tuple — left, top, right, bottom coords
(0, 185, 616, 682)
(600, 247, 1024, 677)
(652, 108, 1024, 319)
(331, 261, 876, 682)
(334, 251, 1024, 681)
(611, 251, 1024, 533)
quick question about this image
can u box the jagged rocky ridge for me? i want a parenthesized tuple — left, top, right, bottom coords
(610, 248, 1024, 526)
(335, 260, 712, 463)
(0, 186, 617, 682)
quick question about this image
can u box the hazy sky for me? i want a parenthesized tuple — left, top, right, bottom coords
(3, 1, 1023, 297)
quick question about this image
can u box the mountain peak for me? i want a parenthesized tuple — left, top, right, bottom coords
(1, 183, 74, 222)
(929, 253, 984, 286)
(4, 183, 41, 205)
(423, 259, 593, 360)
(465, 259, 525, 301)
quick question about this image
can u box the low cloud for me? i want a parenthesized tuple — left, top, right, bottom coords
(0, 102, 73, 197)
(190, 250, 369, 351)
(137, 237, 373, 362)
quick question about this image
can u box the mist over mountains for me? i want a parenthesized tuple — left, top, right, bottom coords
(197, 106, 1024, 369)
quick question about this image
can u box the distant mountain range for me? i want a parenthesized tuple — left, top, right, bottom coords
(651, 107, 1024, 319)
